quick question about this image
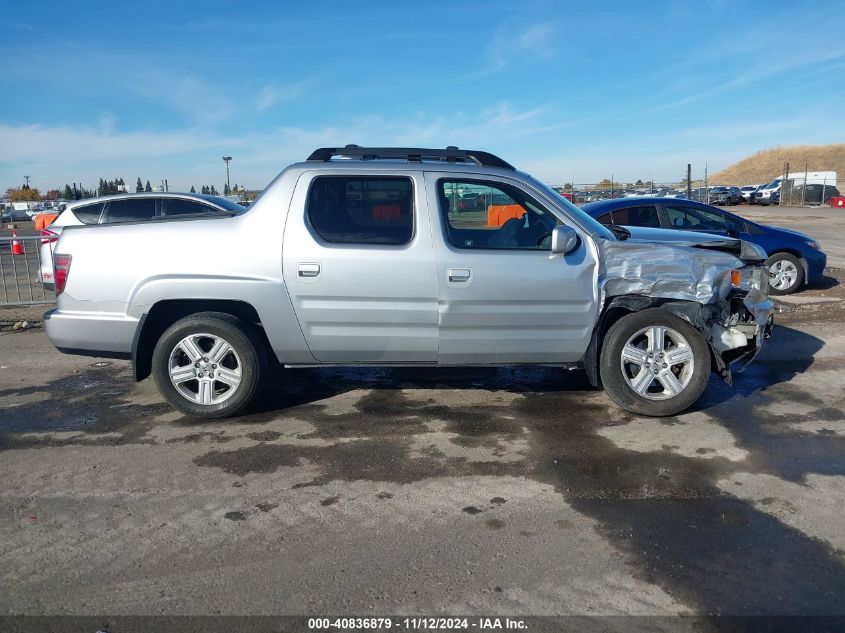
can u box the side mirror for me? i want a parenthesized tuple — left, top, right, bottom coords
(551, 225, 578, 254)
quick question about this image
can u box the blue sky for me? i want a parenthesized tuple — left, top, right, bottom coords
(2, 0, 844, 193)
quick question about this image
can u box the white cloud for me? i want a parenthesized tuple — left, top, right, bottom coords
(254, 81, 310, 112)
(476, 22, 558, 76)
(4, 102, 842, 192)
(0, 103, 564, 191)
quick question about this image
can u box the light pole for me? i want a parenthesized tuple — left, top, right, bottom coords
(222, 156, 232, 192)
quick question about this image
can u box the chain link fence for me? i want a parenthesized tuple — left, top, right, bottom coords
(0, 234, 56, 305)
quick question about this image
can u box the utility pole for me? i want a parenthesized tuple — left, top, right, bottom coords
(222, 156, 232, 191)
(686, 163, 692, 199)
(783, 161, 790, 206)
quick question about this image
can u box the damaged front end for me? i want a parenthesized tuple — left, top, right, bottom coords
(597, 237, 775, 385)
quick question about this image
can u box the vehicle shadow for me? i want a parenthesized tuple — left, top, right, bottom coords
(248, 365, 596, 418)
(807, 273, 840, 291)
(691, 323, 823, 409)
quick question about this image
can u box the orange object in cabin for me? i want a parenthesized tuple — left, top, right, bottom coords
(34, 213, 58, 231)
(372, 204, 401, 221)
(486, 204, 525, 227)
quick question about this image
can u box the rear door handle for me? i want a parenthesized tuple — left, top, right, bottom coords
(298, 263, 321, 277)
(448, 267, 471, 283)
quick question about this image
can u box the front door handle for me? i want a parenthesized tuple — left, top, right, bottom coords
(298, 263, 321, 278)
(448, 267, 471, 283)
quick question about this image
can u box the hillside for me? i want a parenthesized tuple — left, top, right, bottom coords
(711, 144, 845, 185)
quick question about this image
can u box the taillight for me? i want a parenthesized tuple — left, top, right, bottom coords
(54, 254, 72, 295)
(40, 228, 59, 246)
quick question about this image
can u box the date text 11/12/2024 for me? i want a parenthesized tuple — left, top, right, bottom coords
(308, 616, 528, 630)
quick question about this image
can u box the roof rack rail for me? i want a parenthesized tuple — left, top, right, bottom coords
(306, 145, 515, 170)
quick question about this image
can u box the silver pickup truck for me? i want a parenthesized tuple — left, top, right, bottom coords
(45, 146, 774, 419)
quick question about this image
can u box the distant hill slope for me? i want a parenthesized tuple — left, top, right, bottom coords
(711, 144, 845, 185)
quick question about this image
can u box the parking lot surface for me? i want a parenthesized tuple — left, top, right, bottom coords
(1, 211, 844, 619)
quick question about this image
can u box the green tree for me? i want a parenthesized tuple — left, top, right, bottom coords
(63, 184, 74, 199)
(190, 185, 196, 193)
(635, 179, 644, 187)
(136, 177, 143, 193)
(223, 183, 230, 195)
(144, 180, 153, 192)
(210, 185, 218, 195)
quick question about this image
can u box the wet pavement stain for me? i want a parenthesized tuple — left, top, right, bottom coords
(462, 506, 483, 515)
(0, 366, 170, 450)
(320, 495, 340, 507)
(223, 511, 246, 521)
(255, 502, 278, 513)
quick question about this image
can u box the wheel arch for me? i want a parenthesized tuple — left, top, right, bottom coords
(132, 299, 272, 382)
(584, 295, 715, 387)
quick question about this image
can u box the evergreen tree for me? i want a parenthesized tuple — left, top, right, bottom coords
(63, 184, 73, 199)
(210, 185, 218, 195)
(223, 183, 230, 195)
(190, 185, 196, 193)
(136, 177, 143, 193)
(144, 180, 153, 192)
(98, 178, 106, 196)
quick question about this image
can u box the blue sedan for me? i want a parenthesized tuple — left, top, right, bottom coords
(582, 197, 826, 295)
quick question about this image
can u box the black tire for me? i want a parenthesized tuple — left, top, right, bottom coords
(600, 308, 711, 417)
(152, 312, 265, 418)
(765, 252, 804, 295)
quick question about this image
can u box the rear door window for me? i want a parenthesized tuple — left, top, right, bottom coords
(306, 176, 413, 245)
(610, 205, 660, 228)
(72, 202, 105, 224)
(105, 198, 158, 223)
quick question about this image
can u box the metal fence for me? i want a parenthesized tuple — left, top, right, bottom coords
(0, 234, 56, 305)
(778, 176, 840, 207)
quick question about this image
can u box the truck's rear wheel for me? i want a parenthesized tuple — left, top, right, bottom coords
(600, 309, 710, 417)
(152, 312, 264, 418)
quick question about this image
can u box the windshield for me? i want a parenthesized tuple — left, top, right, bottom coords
(766, 179, 781, 188)
(529, 177, 615, 241)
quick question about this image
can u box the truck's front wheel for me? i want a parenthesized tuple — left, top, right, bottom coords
(152, 312, 264, 419)
(600, 309, 710, 417)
